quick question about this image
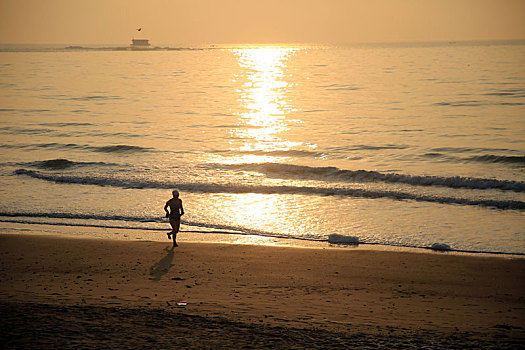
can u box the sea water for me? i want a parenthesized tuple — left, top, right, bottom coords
(0, 41, 524, 254)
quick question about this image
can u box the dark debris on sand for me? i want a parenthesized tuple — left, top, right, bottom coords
(0, 301, 522, 349)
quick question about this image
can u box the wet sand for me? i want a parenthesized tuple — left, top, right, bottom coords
(1, 234, 524, 348)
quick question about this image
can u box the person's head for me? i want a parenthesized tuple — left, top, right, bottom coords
(172, 190, 179, 198)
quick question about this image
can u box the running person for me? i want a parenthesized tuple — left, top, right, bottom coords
(164, 190, 184, 247)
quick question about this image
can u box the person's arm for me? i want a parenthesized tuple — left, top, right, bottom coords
(164, 200, 170, 217)
(180, 200, 184, 216)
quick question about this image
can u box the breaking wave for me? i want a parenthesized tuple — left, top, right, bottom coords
(215, 163, 525, 192)
(13, 169, 525, 210)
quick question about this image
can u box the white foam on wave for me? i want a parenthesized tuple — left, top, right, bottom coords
(13, 169, 525, 210)
(217, 162, 525, 193)
(327, 234, 359, 245)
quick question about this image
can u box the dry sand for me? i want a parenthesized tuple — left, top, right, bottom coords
(1, 233, 524, 349)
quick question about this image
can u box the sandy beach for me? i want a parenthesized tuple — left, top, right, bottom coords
(2, 4, 525, 348)
(1, 233, 524, 349)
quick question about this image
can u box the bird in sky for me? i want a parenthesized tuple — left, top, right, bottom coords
(137, 28, 142, 31)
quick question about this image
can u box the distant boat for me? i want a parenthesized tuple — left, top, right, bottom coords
(130, 39, 151, 50)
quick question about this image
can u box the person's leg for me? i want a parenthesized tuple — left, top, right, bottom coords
(170, 218, 181, 246)
(168, 219, 175, 239)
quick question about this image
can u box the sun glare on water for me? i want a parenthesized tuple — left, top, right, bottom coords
(217, 47, 302, 165)
(199, 47, 310, 233)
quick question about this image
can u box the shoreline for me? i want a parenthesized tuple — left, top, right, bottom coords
(1, 233, 524, 348)
(1, 221, 523, 259)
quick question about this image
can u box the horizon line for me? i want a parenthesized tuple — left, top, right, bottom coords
(1, 38, 525, 47)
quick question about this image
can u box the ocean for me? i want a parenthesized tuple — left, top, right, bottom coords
(0, 41, 524, 255)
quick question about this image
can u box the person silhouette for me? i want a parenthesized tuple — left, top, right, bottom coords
(164, 190, 184, 247)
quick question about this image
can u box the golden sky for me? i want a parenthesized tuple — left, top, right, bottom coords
(1, 0, 524, 45)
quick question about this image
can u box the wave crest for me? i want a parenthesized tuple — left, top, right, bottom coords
(35, 159, 76, 170)
(467, 154, 525, 165)
(94, 145, 150, 153)
(13, 169, 525, 210)
(30, 159, 116, 170)
(216, 163, 525, 192)
(0, 142, 151, 153)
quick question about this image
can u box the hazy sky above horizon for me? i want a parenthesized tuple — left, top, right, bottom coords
(1, 0, 524, 45)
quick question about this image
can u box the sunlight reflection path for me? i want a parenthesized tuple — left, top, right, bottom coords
(201, 47, 307, 235)
(227, 47, 301, 164)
